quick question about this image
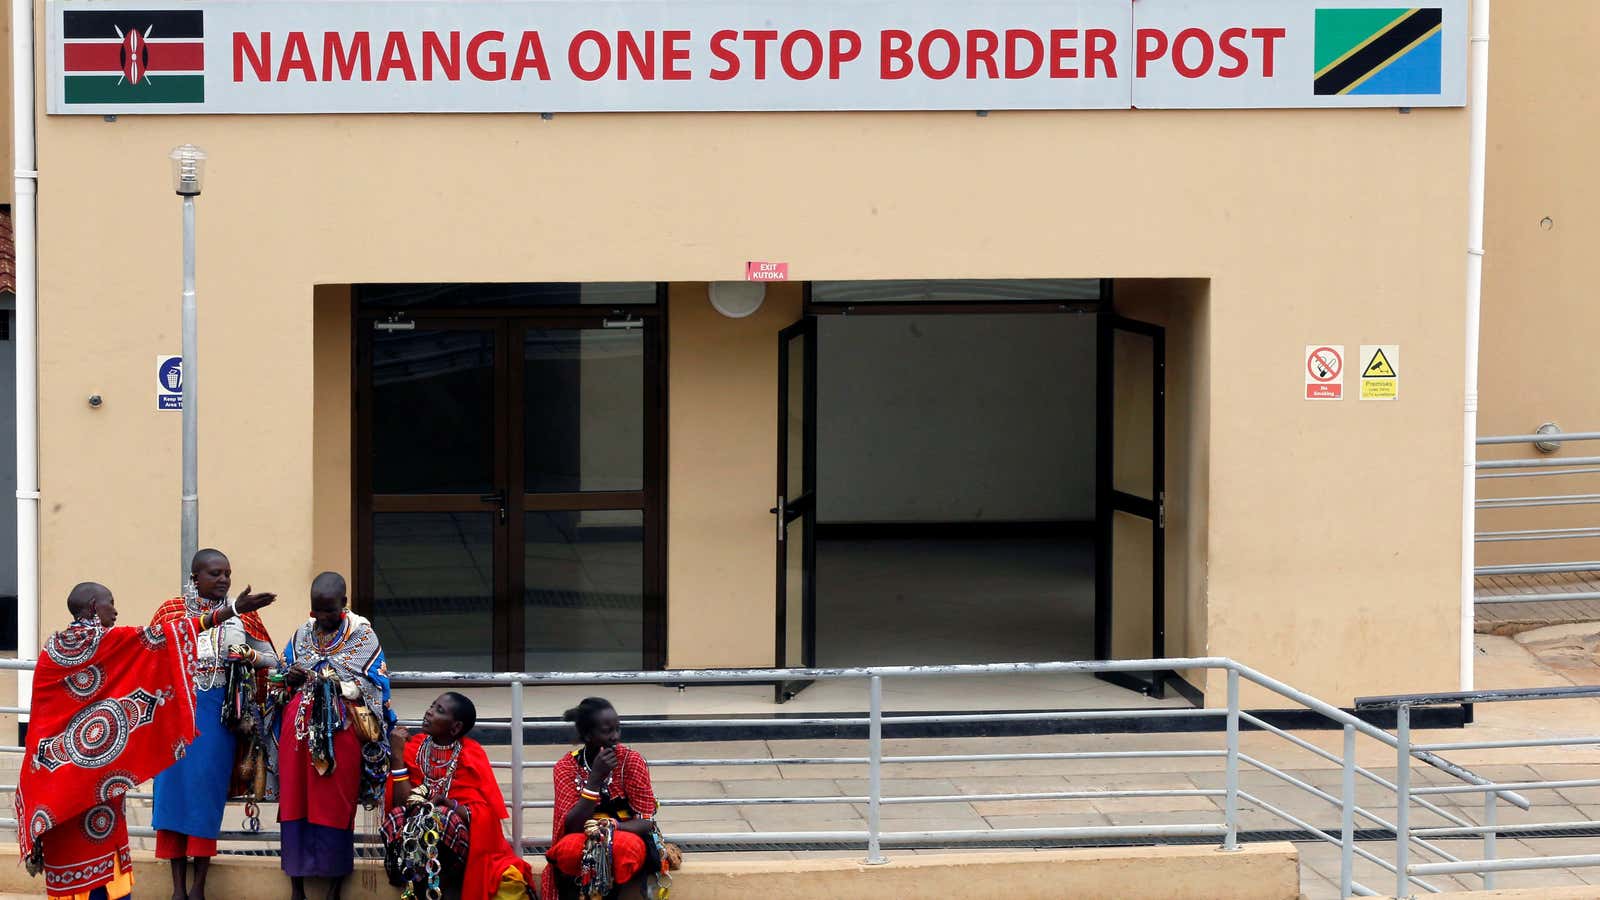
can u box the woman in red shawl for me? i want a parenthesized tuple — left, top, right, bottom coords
(541, 698, 664, 900)
(383, 692, 534, 899)
(149, 549, 278, 900)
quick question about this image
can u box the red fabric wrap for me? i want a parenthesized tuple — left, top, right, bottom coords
(16, 617, 202, 890)
(277, 690, 363, 828)
(389, 735, 533, 900)
(545, 831, 647, 884)
(152, 596, 274, 699)
(541, 746, 658, 900)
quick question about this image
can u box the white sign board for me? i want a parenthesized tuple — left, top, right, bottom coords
(157, 354, 182, 410)
(46, 0, 1465, 115)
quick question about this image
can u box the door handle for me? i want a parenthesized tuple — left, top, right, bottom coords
(773, 495, 785, 542)
(480, 490, 508, 524)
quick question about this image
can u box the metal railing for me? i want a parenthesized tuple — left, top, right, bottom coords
(1358, 684, 1600, 896)
(1476, 428, 1600, 603)
(0, 655, 1566, 896)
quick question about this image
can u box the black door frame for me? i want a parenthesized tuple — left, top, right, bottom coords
(774, 317, 818, 701)
(352, 289, 668, 671)
(1094, 312, 1169, 698)
(791, 282, 1148, 684)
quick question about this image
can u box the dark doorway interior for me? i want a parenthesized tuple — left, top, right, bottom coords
(810, 311, 1099, 667)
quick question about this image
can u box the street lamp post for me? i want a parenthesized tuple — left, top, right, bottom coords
(170, 145, 205, 590)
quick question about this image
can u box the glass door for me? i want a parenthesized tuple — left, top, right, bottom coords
(357, 305, 664, 672)
(514, 317, 662, 672)
(774, 317, 817, 701)
(358, 320, 508, 671)
(1095, 314, 1167, 697)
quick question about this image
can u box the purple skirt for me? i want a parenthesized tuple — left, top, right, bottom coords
(281, 819, 355, 878)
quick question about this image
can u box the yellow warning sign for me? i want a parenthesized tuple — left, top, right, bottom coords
(1359, 345, 1399, 400)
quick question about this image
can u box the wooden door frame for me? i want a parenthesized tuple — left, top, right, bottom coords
(351, 286, 669, 670)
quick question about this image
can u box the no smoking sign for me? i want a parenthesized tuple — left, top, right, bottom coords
(1304, 345, 1343, 400)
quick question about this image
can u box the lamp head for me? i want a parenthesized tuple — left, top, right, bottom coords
(169, 144, 206, 196)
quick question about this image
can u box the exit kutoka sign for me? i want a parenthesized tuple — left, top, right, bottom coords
(45, 0, 1466, 115)
(746, 261, 789, 282)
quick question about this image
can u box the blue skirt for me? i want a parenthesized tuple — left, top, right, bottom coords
(152, 684, 235, 839)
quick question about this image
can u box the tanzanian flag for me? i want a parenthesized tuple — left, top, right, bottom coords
(1314, 8, 1443, 96)
(61, 10, 204, 105)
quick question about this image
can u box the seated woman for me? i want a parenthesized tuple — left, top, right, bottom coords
(384, 692, 535, 900)
(541, 698, 666, 900)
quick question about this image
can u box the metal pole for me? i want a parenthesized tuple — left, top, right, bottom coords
(1395, 705, 1412, 899)
(1340, 725, 1355, 898)
(865, 674, 887, 864)
(180, 194, 198, 586)
(510, 680, 525, 855)
(1223, 668, 1240, 851)
(1482, 793, 1496, 890)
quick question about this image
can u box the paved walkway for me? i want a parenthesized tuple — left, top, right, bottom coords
(1476, 571, 1600, 634)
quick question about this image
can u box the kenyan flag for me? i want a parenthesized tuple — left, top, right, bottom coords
(62, 10, 204, 105)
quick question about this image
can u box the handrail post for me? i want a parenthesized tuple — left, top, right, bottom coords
(865, 674, 887, 865)
(1395, 704, 1412, 899)
(1340, 724, 1356, 898)
(510, 679, 525, 856)
(1223, 667, 1240, 851)
(1482, 793, 1497, 890)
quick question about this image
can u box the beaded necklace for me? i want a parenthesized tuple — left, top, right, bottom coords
(575, 745, 619, 798)
(419, 737, 463, 799)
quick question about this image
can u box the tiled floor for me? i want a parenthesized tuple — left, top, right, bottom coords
(1476, 572, 1600, 631)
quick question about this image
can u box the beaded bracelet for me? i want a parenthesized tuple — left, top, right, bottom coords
(580, 788, 602, 802)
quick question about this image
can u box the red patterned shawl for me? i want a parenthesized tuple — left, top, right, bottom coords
(16, 617, 202, 861)
(152, 595, 274, 698)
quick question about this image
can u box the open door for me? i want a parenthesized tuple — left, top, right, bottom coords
(1095, 314, 1167, 697)
(774, 317, 817, 701)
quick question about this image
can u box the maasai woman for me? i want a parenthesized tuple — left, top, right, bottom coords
(383, 693, 535, 900)
(149, 549, 279, 900)
(541, 698, 664, 900)
(278, 572, 395, 900)
(18, 582, 277, 900)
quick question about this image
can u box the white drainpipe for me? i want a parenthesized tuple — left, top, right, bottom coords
(1461, 0, 1490, 691)
(13, 0, 38, 721)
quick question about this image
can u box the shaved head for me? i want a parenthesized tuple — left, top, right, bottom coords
(190, 548, 227, 574)
(311, 571, 347, 597)
(67, 582, 115, 626)
(67, 582, 108, 618)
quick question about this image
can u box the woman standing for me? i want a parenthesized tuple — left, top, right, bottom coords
(541, 698, 664, 900)
(277, 571, 395, 900)
(149, 549, 279, 900)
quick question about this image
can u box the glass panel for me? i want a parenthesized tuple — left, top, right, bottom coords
(371, 512, 495, 670)
(358, 282, 658, 309)
(523, 510, 645, 670)
(810, 278, 1102, 304)
(1110, 509, 1155, 660)
(784, 513, 808, 667)
(372, 329, 495, 494)
(524, 328, 644, 493)
(1112, 329, 1155, 499)
(786, 332, 806, 493)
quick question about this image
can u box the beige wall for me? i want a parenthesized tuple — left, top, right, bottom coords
(32, 87, 1467, 699)
(1476, 0, 1600, 568)
(311, 285, 353, 599)
(667, 281, 801, 666)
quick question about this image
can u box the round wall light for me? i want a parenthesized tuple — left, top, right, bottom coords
(709, 282, 766, 319)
